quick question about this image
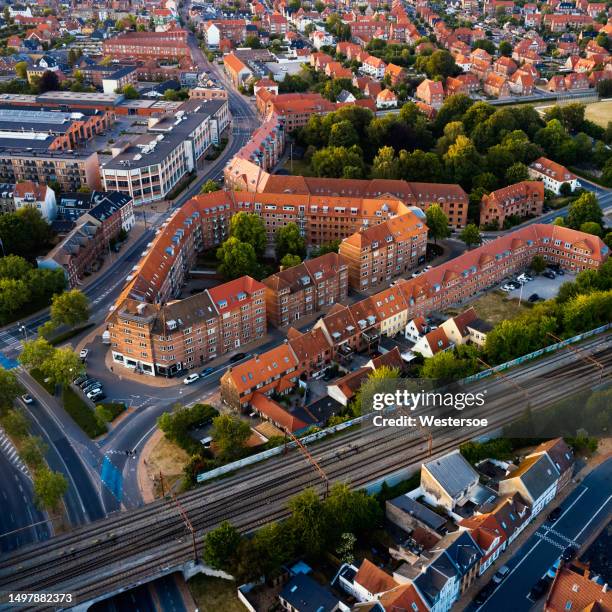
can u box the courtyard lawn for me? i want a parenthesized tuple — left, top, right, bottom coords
(445, 291, 527, 326)
(188, 575, 244, 612)
(585, 100, 612, 128)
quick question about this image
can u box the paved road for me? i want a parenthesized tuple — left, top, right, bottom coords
(0, 450, 48, 554)
(475, 458, 612, 612)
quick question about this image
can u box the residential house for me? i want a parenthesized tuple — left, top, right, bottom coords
(362, 55, 387, 79)
(483, 73, 511, 98)
(412, 327, 453, 358)
(440, 308, 492, 347)
(544, 564, 612, 611)
(480, 180, 545, 228)
(420, 450, 480, 513)
(13, 181, 56, 221)
(262, 253, 349, 328)
(459, 513, 506, 575)
(498, 453, 560, 517)
(527, 438, 574, 491)
(278, 574, 342, 612)
(405, 316, 427, 343)
(377, 88, 398, 109)
(528, 157, 578, 194)
(416, 79, 445, 109)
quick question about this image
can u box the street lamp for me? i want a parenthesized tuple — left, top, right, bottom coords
(17, 323, 28, 340)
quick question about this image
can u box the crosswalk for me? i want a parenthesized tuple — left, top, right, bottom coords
(0, 330, 22, 354)
(534, 525, 579, 551)
(0, 428, 30, 478)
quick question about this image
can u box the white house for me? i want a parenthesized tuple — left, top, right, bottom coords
(412, 328, 454, 359)
(528, 157, 578, 195)
(498, 453, 560, 517)
(405, 316, 427, 343)
(13, 181, 56, 221)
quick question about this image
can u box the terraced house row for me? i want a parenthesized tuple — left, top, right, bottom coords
(221, 223, 608, 406)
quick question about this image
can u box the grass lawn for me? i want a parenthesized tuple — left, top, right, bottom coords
(62, 386, 106, 438)
(445, 291, 527, 326)
(283, 158, 313, 176)
(30, 368, 56, 395)
(585, 100, 612, 128)
(146, 434, 190, 497)
(188, 575, 244, 612)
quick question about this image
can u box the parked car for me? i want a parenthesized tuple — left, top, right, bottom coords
(83, 382, 102, 394)
(88, 389, 105, 401)
(229, 352, 247, 363)
(501, 284, 513, 292)
(183, 373, 200, 385)
(74, 375, 88, 386)
(201, 367, 214, 377)
(79, 378, 97, 389)
(424, 265, 432, 271)
(547, 507, 562, 522)
(547, 559, 561, 580)
(529, 577, 552, 600)
(543, 270, 556, 279)
(562, 545, 577, 562)
(79, 349, 89, 362)
(474, 582, 495, 605)
(517, 273, 533, 282)
(21, 394, 34, 405)
(492, 566, 510, 584)
(508, 281, 522, 289)
(556, 268, 565, 276)
(528, 293, 540, 303)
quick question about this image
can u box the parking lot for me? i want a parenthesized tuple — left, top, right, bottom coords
(506, 271, 573, 302)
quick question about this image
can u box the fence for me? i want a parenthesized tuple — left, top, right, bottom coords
(196, 324, 610, 483)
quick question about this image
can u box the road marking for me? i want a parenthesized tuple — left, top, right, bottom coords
(133, 423, 158, 451)
(573, 494, 612, 542)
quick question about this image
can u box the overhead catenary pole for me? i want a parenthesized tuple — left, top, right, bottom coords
(477, 357, 531, 408)
(546, 332, 604, 384)
(284, 428, 329, 498)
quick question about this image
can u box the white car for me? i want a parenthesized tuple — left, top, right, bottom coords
(79, 349, 89, 361)
(183, 373, 200, 385)
(500, 284, 513, 292)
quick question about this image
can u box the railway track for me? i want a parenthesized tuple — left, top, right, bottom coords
(0, 336, 609, 608)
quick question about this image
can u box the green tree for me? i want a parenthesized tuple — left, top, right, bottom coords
(0, 370, 21, 413)
(472, 39, 496, 54)
(287, 487, 327, 556)
(352, 365, 400, 417)
(202, 521, 242, 570)
(216, 237, 257, 279)
(120, 84, 139, 99)
(498, 40, 512, 56)
(562, 290, 612, 335)
(505, 162, 529, 184)
(371, 146, 400, 179)
(33, 468, 68, 512)
(567, 192, 602, 229)
(94, 405, 112, 429)
(328, 120, 359, 147)
(229, 212, 267, 256)
(459, 223, 482, 248)
(418, 49, 457, 79)
(530, 255, 546, 275)
(0, 208, 53, 259)
(280, 253, 302, 268)
(200, 179, 220, 194)
(0, 255, 32, 281)
(311, 145, 365, 179)
(425, 203, 450, 244)
(580, 221, 603, 237)
(38, 71, 60, 93)
(43, 347, 84, 387)
(14, 61, 28, 79)
(0, 279, 30, 324)
(19, 337, 55, 370)
(20, 436, 48, 470)
(50, 289, 90, 327)
(444, 135, 481, 188)
(324, 482, 381, 539)
(275, 223, 306, 260)
(604, 231, 612, 250)
(211, 414, 251, 461)
(1, 409, 29, 439)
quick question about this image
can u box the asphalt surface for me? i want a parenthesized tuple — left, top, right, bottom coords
(474, 457, 612, 612)
(0, 451, 48, 554)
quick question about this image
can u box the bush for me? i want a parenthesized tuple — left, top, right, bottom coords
(62, 386, 106, 438)
(460, 439, 514, 464)
(99, 402, 126, 421)
(158, 403, 219, 455)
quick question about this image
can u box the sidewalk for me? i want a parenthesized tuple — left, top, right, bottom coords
(453, 440, 612, 611)
(100, 324, 280, 388)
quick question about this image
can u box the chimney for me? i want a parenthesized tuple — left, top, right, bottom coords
(603, 584, 608, 593)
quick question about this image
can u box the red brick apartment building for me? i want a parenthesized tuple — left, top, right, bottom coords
(107, 275, 266, 376)
(339, 211, 428, 290)
(480, 181, 545, 228)
(262, 253, 349, 327)
(224, 168, 469, 229)
(221, 223, 608, 405)
(102, 30, 192, 64)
